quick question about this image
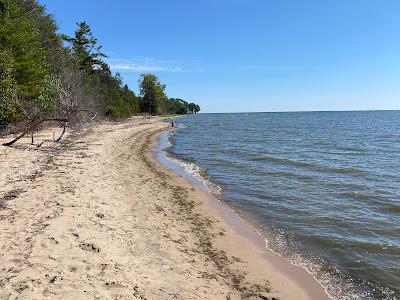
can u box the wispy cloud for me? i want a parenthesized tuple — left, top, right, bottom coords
(107, 58, 184, 73)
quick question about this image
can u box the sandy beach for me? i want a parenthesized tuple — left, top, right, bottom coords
(0, 117, 329, 299)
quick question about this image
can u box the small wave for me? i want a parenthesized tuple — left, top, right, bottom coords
(327, 181, 368, 190)
(258, 230, 367, 300)
(251, 155, 315, 168)
(250, 155, 366, 176)
(252, 170, 314, 181)
(334, 146, 367, 153)
(338, 191, 373, 201)
(166, 155, 223, 195)
(383, 205, 400, 214)
(335, 167, 365, 175)
(350, 241, 400, 255)
(315, 140, 331, 145)
(271, 171, 314, 181)
(160, 115, 400, 300)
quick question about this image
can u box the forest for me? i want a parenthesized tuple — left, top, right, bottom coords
(0, 0, 200, 145)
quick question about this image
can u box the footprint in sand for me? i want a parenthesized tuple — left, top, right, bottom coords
(79, 242, 100, 253)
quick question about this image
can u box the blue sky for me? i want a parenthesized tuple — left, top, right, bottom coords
(40, 0, 400, 113)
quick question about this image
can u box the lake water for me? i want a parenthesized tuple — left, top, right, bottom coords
(162, 111, 400, 299)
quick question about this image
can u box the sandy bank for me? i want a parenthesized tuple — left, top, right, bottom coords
(0, 117, 328, 299)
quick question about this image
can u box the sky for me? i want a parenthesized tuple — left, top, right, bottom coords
(40, 0, 400, 113)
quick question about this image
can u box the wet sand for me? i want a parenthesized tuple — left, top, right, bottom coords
(0, 117, 329, 299)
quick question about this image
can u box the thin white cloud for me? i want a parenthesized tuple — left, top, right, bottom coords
(108, 58, 184, 73)
(110, 64, 183, 72)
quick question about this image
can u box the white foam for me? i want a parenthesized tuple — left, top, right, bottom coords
(166, 155, 223, 195)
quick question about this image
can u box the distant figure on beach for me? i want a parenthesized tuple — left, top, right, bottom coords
(171, 120, 176, 128)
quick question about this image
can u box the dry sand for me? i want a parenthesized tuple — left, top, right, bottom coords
(0, 117, 329, 299)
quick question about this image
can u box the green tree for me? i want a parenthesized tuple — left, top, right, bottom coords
(165, 98, 188, 114)
(17, 0, 64, 75)
(0, 0, 52, 122)
(63, 21, 106, 72)
(139, 73, 167, 115)
(1, 0, 202, 132)
(0, 0, 48, 98)
(120, 84, 140, 116)
(0, 50, 19, 121)
(188, 102, 200, 114)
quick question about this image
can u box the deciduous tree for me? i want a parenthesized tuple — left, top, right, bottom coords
(139, 73, 167, 115)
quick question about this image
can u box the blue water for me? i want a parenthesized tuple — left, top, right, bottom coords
(164, 111, 400, 300)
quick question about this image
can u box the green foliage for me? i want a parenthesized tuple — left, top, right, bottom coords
(163, 98, 201, 115)
(138, 73, 200, 115)
(105, 82, 140, 118)
(118, 84, 140, 117)
(165, 98, 189, 114)
(34, 75, 57, 115)
(63, 23, 140, 119)
(0, 0, 52, 122)
(0, 0, 200, 128)
(188, 102, 201, 114)
(63, 21, 106, 72)
(139, 73, 168, 115)
(0, 50, 20, 121)
(16, 0, 64, 74)
(46, 155, 55, 164)
(0, 0, 48, 99)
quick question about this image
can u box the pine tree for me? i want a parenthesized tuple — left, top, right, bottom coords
(0, 0, 51, 121)
(0, 0, 48, 98)
(17, 0, 64, 74)
(0, 50, 20, 121)
(63, 21, 107, 72)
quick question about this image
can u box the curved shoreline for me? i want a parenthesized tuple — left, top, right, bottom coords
(149, 124, 330, 299)
(0, 117, 329, 299)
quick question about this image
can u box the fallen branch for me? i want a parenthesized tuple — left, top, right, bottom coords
(36, 121, 68, 148)
(2, 122, 38, 147)
(2, 118, 68, 147)
(54, 122, 67, 142)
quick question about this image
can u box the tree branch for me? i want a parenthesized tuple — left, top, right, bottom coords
(2, 118, 68, 147)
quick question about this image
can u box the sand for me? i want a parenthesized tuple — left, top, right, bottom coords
(0, 117, 329, 299)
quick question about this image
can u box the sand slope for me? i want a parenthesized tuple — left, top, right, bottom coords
(0, 118, 327, 299)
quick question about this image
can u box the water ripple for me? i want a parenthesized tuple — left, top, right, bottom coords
(168, 111, 400, 299)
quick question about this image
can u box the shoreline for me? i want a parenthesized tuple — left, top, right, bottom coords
(150, 128, 331, 300)
(0, 117, 328, 299)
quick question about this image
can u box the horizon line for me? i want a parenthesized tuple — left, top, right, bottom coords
(199, 109, 400, 114)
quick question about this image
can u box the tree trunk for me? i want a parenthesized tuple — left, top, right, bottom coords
(3, 122, 37, 146)
(2, 119, 68, 147)
(54, 122, 67, 142)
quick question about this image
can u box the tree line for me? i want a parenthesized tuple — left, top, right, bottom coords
(0, 0, 200, 144)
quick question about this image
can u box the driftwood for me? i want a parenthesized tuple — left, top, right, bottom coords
(36, 121, 67, 148)
(54, 121, 67, 142)
(2, 121, 39, 146)
(2, 118, 68, 147)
